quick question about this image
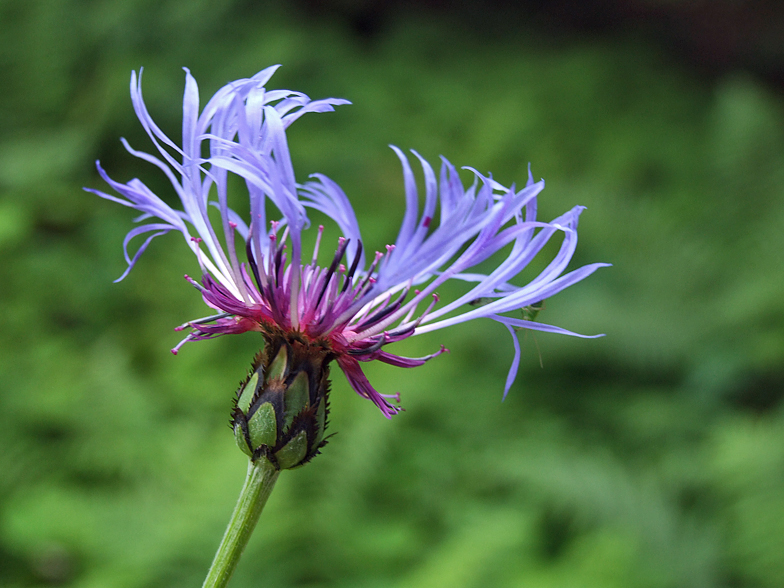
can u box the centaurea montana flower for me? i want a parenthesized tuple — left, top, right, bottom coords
(88, 66, 608, 419)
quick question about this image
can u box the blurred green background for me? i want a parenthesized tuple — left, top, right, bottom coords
(3, 1, 784, 586)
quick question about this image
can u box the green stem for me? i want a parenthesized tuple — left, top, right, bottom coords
(202, 458, 281, 588)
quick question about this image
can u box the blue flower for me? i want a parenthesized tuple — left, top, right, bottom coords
(88, 66, 608, 417)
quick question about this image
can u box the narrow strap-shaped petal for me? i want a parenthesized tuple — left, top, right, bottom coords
(299, 174, 365, 267)
(390, 146, 420, 256)
(115, 225, 172, 282)
(502, 323, 522, 399)
(181, 68, 200, 162)
(494, 316, 605, 338)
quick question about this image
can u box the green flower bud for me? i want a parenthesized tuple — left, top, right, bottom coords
(231, 332, 331, 470)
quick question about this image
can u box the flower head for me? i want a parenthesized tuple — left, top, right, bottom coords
(88, 67, 608, 418)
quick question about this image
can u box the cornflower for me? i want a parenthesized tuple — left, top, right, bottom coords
(88, 65, 609, 588)
(88, 65, 607, 420)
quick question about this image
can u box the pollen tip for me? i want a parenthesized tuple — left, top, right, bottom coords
(229, 221, 237, 229)
(423, 216, 432, 228)
(171, 348, 178, 355)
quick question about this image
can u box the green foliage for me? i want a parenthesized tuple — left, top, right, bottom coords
(2, 2, 784, 587)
